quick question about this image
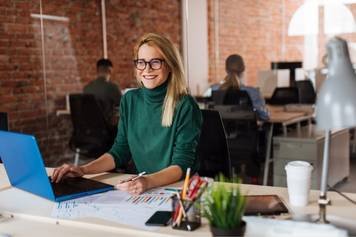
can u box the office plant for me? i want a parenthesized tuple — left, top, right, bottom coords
(203, 174, 246, 236)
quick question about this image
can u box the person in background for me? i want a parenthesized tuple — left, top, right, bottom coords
(52, 33, 202, 195)
(220, 54, 269, 121)
(84, 58, 122, 125)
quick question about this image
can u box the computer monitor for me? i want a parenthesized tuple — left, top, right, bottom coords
(271, 61, 303, 87)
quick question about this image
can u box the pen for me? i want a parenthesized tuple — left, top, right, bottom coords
(175, 192, 187, 217)
(128, 171, 146, 182)
(164, 188, 182, 192)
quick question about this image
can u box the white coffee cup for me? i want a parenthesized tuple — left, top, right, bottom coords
(285, 161, 313, 207)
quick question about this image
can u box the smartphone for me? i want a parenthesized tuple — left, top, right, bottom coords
(145, 211, 172, 226)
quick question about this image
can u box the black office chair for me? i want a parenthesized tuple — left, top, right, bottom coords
(268, 87, 299, 105)
(197, 109, 231, 178)
(69, 94, 117, 165)
(212, 90, 226, 105)
(0, 112, 8, 163)
(213, 105, 260, 179)
(296, 80, 316, 104)
(0, 112, 8, 131)
(212, 88, 253, 107)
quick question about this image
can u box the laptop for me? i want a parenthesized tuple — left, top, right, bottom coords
(0, 131, 114, 202)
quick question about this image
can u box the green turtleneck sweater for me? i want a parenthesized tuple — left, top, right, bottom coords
(108, 81, 202, 175)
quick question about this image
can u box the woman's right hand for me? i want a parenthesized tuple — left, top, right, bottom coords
(51, 164, 85, 183)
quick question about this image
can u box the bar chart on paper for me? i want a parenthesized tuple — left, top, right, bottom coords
(126, 192, 171, 207)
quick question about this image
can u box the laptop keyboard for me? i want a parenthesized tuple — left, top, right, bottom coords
(49, 176, 113, 197)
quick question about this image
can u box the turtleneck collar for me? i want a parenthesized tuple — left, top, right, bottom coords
(142, 80, 168, 104)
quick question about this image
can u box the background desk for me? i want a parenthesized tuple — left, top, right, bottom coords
(0, 165, 356, 236)
(263, 108, 313, 185)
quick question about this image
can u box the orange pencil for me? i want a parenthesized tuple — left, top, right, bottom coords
(176, 167, 191, 226)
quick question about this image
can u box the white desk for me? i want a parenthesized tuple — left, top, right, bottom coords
(1, 165, 356, 236)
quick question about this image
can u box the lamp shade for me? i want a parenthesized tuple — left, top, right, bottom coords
(316, 37, 356, 129)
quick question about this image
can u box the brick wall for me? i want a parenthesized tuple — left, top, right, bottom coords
(0, 0, 181, 166)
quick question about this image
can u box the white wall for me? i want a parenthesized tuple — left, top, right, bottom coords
(182, 0, 209, 96)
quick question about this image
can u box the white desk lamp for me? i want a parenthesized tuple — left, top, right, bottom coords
(315, 37, 356, 230)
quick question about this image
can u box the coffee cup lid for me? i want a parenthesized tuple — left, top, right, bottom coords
(285, 161, 313, 170)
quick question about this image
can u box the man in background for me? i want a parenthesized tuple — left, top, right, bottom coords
(84, 58, 121, 125)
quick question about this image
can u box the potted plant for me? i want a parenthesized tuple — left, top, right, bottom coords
(203, 174, 246, 236)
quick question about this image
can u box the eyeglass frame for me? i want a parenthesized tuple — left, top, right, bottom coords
(133, 58, 165, 71)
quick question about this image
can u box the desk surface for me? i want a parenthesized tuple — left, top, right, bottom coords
(1, 165, 356, 236)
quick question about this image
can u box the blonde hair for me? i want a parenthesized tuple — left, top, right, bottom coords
(134, 33, 188, 127)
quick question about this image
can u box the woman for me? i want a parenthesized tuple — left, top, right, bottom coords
(221, 54, 269, 121)
(52, 33, 202, 195)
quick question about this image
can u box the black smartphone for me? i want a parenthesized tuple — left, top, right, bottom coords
(145, 211, 172, 226)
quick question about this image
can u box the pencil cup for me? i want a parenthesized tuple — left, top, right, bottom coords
(171, 195, 201, 231)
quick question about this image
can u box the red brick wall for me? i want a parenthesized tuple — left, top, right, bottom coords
(0, 0, 181, 165)
(208, 0, 305, 86)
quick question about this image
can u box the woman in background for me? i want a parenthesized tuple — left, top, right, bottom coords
(221, 54, 269, 121)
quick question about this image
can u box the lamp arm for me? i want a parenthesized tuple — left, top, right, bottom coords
(317, 129, 331, 224)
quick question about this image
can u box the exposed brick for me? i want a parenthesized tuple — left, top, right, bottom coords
(1, 0, 181, 165)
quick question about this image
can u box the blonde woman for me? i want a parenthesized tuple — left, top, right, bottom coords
(52, 33, 202, 194)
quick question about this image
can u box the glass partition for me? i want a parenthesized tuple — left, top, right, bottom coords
(0, 1, 46, 155)
(39, 0, 103, 165)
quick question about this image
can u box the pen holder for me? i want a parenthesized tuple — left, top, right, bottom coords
(171, 195, 201, 231)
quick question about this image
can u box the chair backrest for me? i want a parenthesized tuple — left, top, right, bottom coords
(69, 94, 114, 157)
(269, 87, 299, 105)
(211, 90, 226, 105)
(197, 109, 231, 178)
(214, 105, 258, 142)
(0, 112, 8, 131)
(213, 105, 259, 177)
(0, 112, 8, 163)
(212, 88, 253, 107)
(296, 80, 316, 104)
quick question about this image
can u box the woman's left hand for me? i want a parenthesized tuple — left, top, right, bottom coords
(116, 177, 150, 195)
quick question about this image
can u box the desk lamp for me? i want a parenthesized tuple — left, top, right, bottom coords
(315, 37, 356, 229)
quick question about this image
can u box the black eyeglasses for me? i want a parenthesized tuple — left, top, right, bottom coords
(134, 58, 165, 71)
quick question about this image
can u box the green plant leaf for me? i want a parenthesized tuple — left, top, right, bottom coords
(202, 173, 245, 229)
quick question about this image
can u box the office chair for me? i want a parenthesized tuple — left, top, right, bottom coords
(0, 112, 8, 131)
(197, 109, 231, 178)
(269, 87, 299, 105)
(213, 105, 260, 179)
(212, 90, 226, 105)
(212, 88, 253, 107)
(296, 80, 316, 104)
(69, 94, 117, 165)
(0, 112, 8, 163)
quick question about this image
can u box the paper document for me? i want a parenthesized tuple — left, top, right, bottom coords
(51, 188, 172, 230)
